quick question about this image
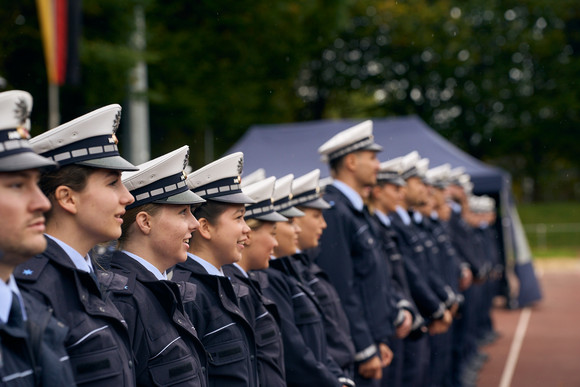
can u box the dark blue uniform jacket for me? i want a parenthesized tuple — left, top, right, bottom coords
(109, 251, 208, 387)
(222, 264, 286, 387)
(0, 289, 76, 386)
(14, 237, 136, 387)
(171, 258, 258, 387)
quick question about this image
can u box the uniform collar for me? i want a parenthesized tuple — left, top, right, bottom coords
(395, 205, 412, 226)
(187, 253, 224, 276)
(45, 234, 94, 273)
(332, 180, 363, 212)
(232, 263, 249, 278)
(0, 275, 26, 323)
(122, 250, 167, 280)
(375, 209, 391, 227)
(412, 211, 423, 224)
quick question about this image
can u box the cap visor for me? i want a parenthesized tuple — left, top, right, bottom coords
(364, 143, 383, 153)
(249, 211, 288, 222)
(205, 192, 257, 205)
(279, 207, 305, 218)
(0, 151, 58, 172)
(77, 155, 139, 171)
(153, 190, 206, 205)
(298, 197, 332, 210)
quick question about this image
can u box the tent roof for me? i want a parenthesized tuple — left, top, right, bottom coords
(226, 116, 509, 193)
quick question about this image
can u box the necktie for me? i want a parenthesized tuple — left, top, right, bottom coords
(9, 292, 24, 328)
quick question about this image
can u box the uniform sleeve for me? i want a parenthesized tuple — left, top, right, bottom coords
(263, 271, 341, 387)
(315, 205, 378, 363)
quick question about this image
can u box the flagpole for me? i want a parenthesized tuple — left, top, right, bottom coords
(48, 82, 60, 128)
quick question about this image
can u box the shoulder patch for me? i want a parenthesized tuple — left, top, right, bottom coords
(14, 256, 49, 282)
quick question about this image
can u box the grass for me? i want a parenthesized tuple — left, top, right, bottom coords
(517, 202, 580, 259)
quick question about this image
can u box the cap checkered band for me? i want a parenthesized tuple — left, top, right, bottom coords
(273, 195, 293, 212)
(127, 172, 189, 209)
(291, 188, 320, 206)
(40, 135, 119, 167)
(401, 166, 419, 180)
(327, 136, 375, 162)
(193, 177, 242, 199)
(245, 199, 276, 219)
(377, 170, 401, 182)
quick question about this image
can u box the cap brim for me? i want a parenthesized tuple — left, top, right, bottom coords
(380, 177, 406, 187)
(0, 151, 58, 172)
(204, 191, 257, 205)
(364, 143, 383, 153)
(278, 207, 305, 218)
(77, 155, 139, 171)
(250, 211, 288, 222)
(153, 190, 206, 205)
(298, 197, 332, 210)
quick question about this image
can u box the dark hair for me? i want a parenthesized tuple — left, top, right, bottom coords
(118, 203, 162, 248)
(193, 200, 233, 225)
(329, 155, 346, 176)
(39, 165, 96, 221)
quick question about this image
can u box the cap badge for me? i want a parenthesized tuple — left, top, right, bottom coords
(113, 110, 121, 133)
(14, 98, 31, 139)
(22, 269, 33, 276)
(237, 157, 243, 176)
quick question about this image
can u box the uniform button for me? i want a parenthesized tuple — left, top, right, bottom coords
(102, 273, 109, 277)
(178, 319, 183, 324)
(128, 360, 133, 368)
(250, 355, 255, 361)
(99, 306, 105, 312)
(201, 367, 206, 373)
(81, 295, 87, 301)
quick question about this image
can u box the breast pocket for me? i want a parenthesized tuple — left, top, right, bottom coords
(149, 355, 200, 386)
(254, 311, 279, 348)
(352, 228, 379, 277)
(68, 345, 122, 385)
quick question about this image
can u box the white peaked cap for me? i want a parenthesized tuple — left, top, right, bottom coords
(448, 166, 466, 185)
(398, 151, 421, 179)
(273, 174, 305, 218)
(243, 177, 288, 222)
(0, 90, 57, 172)
(318, 120, 383, 163)
(377, 157, 406, 186)
(425, 163, 451, 188)
(186, 152, 255, 204)
(122, 145, 204, 209)
(0, 90, 32, 131)
(292, 169, 331, 210)
(30, 104, 137, 171)
(241, 168, 266, 188)
(416, 158, 430, 178)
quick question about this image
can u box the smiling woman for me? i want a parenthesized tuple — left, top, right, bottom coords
(108, 146, 208, 387)
(14, 104, 139, 387)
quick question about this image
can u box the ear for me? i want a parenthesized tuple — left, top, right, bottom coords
(134, 211, 153, 235)
(343, 153, 357, 172)
(196, 217, 212, 240)
(244, 230, 253, 247)
(54, 185, 78, 215)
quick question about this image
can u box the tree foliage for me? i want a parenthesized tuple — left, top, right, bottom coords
(1, 0, 579, 200)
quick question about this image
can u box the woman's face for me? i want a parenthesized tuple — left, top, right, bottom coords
(209, 204, 251, 267)
(242, 222, 278, 270)
(294, 208, 326, 250)
(74, 169, 134, 244)
(273, 217, 301, 258)
(149, 204, 199, 270)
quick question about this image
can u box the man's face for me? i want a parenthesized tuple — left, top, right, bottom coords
(404, 176, 428, 208)
(353, 150, 380, 188)
(0, 169, 51, 269)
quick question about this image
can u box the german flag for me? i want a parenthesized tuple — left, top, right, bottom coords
(36, 0, 81, 85)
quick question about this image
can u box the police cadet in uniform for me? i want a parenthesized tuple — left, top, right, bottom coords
(259, 169, 352, 387)
(367, 159, 424, 387)
(15, 105, 138, 386)
(0, 90, 75, 386)
(172, 152, 258, 386)
(222, 176, 287, 387)
(291, 171, 357, 382)
(311, 121, 394, 386)
(387, 152, 453, 387)
(108, 146, 208, 386)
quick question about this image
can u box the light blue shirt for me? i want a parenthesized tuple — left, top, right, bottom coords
(46, 234, 94, 273)
(395, 205, 412, 226)
(232, 263, 249, 278)
(375, 209, 391, 227)
(412, 211, 423, 224)
(448, 201, 462, 214)
(0, 275, 27, 323)
(332, 180, 364, 212)
(431, 211, 439, 220)
(122, 250, 167, 280)
(188, 253, 224, 277)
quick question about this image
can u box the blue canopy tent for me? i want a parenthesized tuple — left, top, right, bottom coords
(226, 115, 541, 307)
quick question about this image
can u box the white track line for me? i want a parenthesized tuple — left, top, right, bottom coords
(499, 307, 532, 387)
